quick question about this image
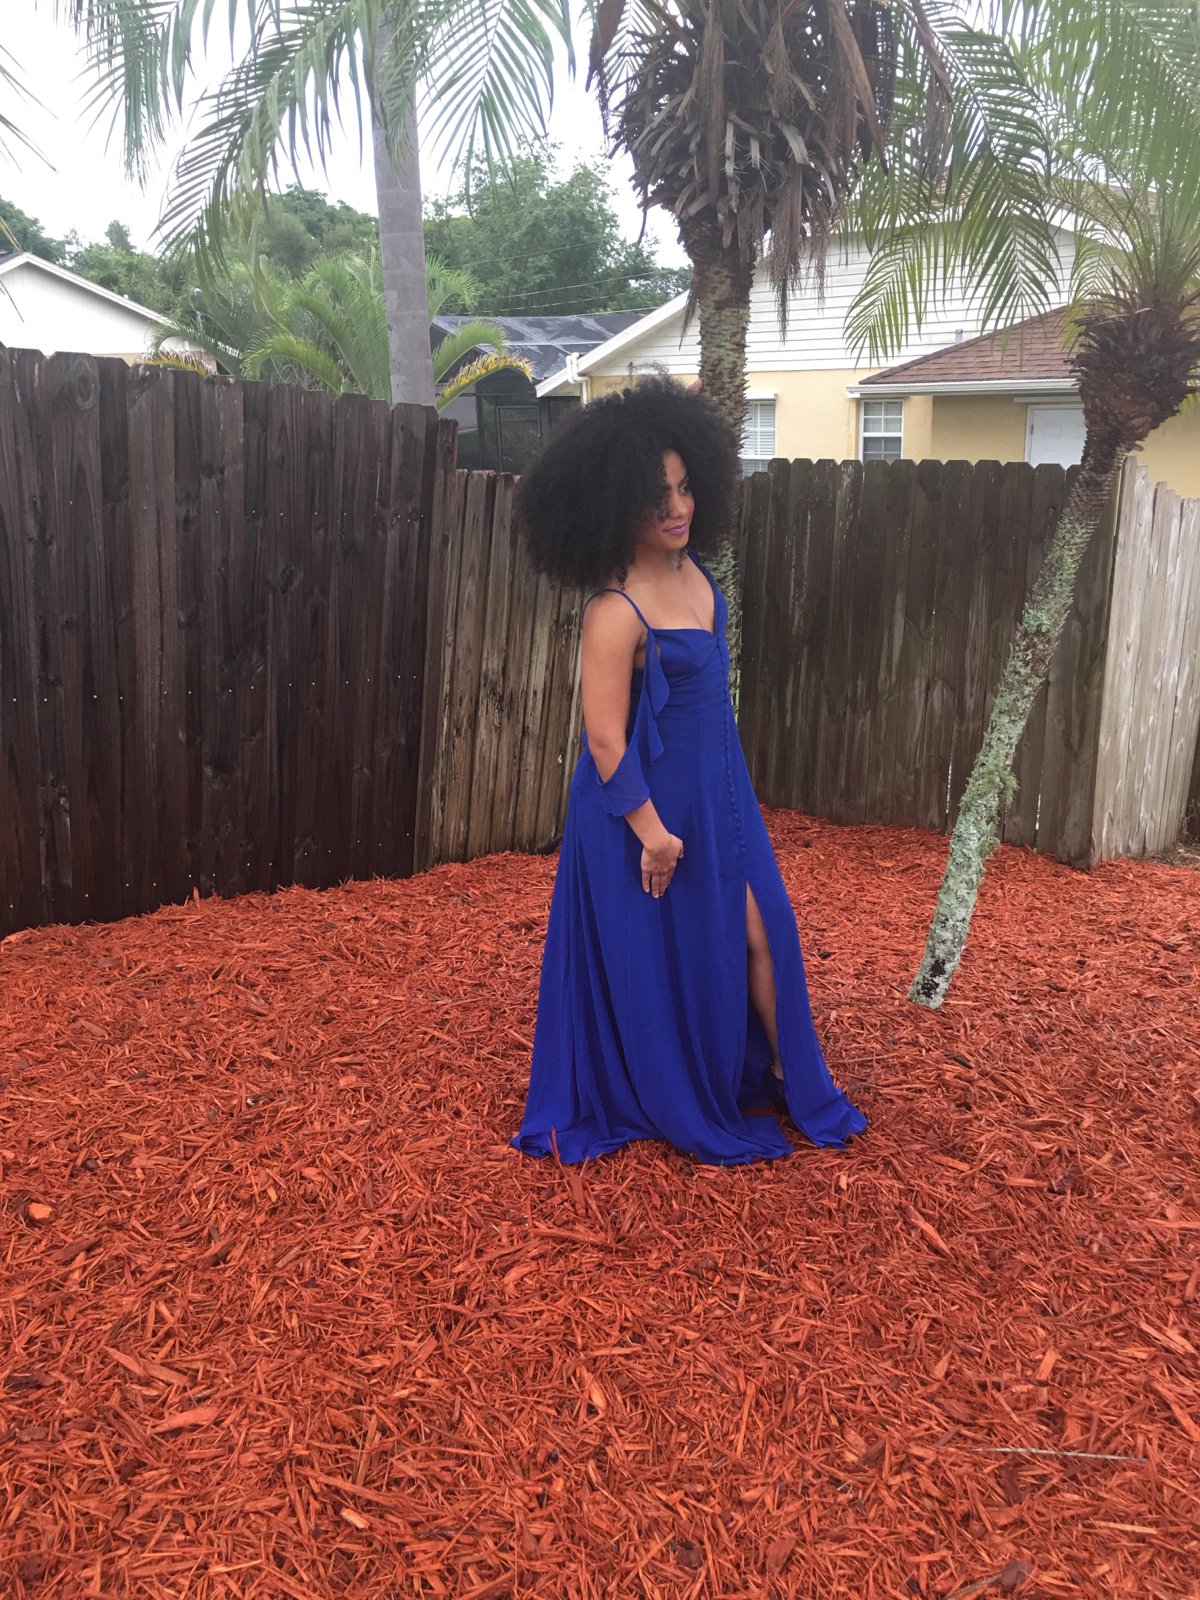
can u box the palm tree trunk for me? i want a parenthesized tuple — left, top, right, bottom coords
(371, 37, 435, 409)
(908, 451, 1124, 1008)
(683, 227, 754, 436)
(683, 227, 754, 701)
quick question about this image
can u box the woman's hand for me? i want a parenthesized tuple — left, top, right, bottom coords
(642, 833, 684, 898)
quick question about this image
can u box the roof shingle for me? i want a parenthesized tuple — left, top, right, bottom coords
(862, 308, 1072, 387)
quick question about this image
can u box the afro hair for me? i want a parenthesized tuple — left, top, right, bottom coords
(514, 376, 740, 590)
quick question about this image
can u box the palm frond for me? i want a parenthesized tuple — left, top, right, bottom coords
(151, 1, 386, 266)
(846, 14, 1062, 361)
(0, 43, 50, 166)
(57, 0, 194, 182)
(430, 317, 511, 380)
(243, 328, 350, 390)
(281, 254, 390, 396)
(425, 252, 480, 317)
(414, 0, 574, 179)
(436, 348, 532, 406)
(988, 0, 1200, 204)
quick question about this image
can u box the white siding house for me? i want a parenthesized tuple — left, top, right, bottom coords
(0, 252, 198, 363)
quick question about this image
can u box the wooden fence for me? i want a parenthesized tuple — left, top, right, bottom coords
(1092, 467, 1200, 858)
(419, 470, 584, 865)
(0, 349, 456, 937)
(737, 457, 1200, 865)
(422, 454, 1200, 871)
(4, 347, 1198, 939)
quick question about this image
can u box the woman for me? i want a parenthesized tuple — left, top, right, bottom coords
(511, 379, 865, 1165)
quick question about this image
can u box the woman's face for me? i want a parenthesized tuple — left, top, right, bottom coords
(635, 449, 694, 561)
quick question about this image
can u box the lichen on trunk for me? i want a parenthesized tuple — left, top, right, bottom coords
(908, 457, 1123, 1008)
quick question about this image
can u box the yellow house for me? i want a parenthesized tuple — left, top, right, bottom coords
(537, 234, 1200, 498)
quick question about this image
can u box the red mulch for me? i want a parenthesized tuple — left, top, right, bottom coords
(2, 813, 1198, 1600)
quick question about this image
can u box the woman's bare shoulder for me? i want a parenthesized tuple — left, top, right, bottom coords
(582, 589, 645, 645)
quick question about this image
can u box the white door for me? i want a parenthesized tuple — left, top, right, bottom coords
(1026, 404, 1086, 467)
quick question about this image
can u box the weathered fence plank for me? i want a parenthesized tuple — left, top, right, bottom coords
(838, 459, 888, 826)
(533, 582, 583, 852)
(1163, 497, 1200, 845)
(1092, 471, 1200, 859)
(887, 460, 942, 828)
(790, 459, 837, 814)
(735, 467, 774, 791)
(865, 457, 915, 824)
(411, 419, 461, 874)
(194, 375, 246, 900)
(440, 472, 494, 861)
(0, 350, 43, 932)
(486, 521, 542, 854)
(467, 474, 517, 860)
(379, 405, 440, 880)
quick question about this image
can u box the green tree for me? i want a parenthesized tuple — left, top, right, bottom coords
(589, 1, 1067, 432)
(0, 196, 64, 262)
(423, 149, 690, 316)
(841, 5, 1200, 1008)
(258, 185, 380, 277)
(152, 248, 530, 409)
(905, 185, 1200, 1006)
(62, 0, 576, 406)
(66, 219, 191, 314)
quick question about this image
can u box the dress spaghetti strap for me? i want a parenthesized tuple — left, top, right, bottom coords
(585, 587, 654, 632)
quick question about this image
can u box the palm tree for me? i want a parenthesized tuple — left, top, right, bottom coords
(0, 43, 45, 170)
(55, 0, 574, 405)
(844, 2, 1200, 1007)
(587, 1, 1070, 436)
(903, 186, 1200, 1006)
(152, 248, 531, 407)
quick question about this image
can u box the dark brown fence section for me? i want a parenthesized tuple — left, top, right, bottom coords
(0, 348, 455, 938)
(737, 457, 1120, 864)
(419, 469, 584, 864)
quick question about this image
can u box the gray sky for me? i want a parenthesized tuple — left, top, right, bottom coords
(3, 2, 687, 266)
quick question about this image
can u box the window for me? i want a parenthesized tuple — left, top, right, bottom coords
(860, 398, 904, 462)
(741, 400, 776, 473)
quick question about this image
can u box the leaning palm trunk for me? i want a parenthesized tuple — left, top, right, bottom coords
(910, 278, 1200, 1008)
(907, 454, 1120, 1007)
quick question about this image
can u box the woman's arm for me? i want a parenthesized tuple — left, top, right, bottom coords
(580, 597, 684, 896)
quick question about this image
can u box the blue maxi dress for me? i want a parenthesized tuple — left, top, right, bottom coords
(512, 556, 866, 1166)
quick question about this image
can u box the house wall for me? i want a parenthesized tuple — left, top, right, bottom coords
(922, 393, 1200, 497)
(1136, 410, 1200, 499)
(588, 231, 1077, 379)
(929, 395, 1028, 462)
(589, 368, 865, 459)
(0, 261, 161, 360)
(587, 374, 1200, 498)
